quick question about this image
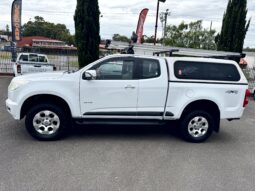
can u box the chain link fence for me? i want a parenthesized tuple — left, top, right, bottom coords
(0, 51, 12, 74)
(242, 66, 255, 90)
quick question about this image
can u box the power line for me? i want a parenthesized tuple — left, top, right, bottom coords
(0, 5, 229, 22)
(0, 6, 235, 23)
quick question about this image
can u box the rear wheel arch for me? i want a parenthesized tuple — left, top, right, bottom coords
(20, 94, 72, 119)
(180, 100, 221, 132)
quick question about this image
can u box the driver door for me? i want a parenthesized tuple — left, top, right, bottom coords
(80, 57, 138, 118)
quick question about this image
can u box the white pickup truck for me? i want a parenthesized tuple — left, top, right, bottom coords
(13, 53, 56, 76)
(6, 54, 250, 142)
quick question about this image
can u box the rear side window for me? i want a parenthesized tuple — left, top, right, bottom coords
(29, 54, 38, 62)
(174, 61, 240, 81)
(19, 55, 28, 61)
(39, 56, 47, 63)
(139, 59, 160, 79)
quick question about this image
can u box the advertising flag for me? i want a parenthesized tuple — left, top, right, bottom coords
(136, 8, 149, 44)
(11, 0, 22, 42)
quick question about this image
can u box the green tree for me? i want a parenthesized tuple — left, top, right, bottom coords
(112, 34, 130, 42)
(164, 20, 216, 50)
(142, 35, 161, 44)
(6, 25, 10, 35)
(74, 0, 100, 68)
(22, 16, 75, 45)
(0, 25, 11, 36)
(216, 0, 251, 52)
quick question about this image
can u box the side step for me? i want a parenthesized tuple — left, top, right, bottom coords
(74, 118, 167, 126)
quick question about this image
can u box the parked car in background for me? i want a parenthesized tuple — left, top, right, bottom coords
(13, 53, 56, 76)
(3, 45, 12, 52)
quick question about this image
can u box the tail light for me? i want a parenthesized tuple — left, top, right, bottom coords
(17, 64, 21, 74)
(53, 65, 57, 71)
(243, 89, 251, 107)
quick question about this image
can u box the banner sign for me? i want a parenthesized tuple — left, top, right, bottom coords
(136, 8, 149, 44)
(11, 0, 22, 42)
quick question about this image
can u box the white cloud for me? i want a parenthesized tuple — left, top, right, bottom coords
(0, 0, 254, 47)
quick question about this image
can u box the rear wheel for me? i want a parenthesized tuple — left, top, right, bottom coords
(25, 103, 70, 141)
(179, 110, 215, 143)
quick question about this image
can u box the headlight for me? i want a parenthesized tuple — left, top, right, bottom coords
(8, 79, 29, 92)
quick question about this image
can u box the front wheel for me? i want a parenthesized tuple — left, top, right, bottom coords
(179, 110, 215, 143)
(25, 103, 70, 141)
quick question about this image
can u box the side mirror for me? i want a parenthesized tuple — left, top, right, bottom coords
(83, 70, 97, 80)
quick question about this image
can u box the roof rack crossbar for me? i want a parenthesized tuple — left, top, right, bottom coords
(203, 54, 244, 63)
(153, 49, 179, 56)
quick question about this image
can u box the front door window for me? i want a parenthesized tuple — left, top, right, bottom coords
(91, 59, 135, 80)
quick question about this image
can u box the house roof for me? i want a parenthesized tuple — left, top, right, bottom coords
(17, 36, 63, 48)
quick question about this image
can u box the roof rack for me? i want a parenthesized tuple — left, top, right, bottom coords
(109, 41, 246, 64)
(153, 49, 245, 63)
(153, 49, 179, 56)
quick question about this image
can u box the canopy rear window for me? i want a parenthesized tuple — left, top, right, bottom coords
(174, 61, 241, 82)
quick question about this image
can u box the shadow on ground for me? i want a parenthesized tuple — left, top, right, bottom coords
(68, 123, 180, 140)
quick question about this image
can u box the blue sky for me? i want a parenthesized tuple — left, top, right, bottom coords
(0, 0, 254, 47)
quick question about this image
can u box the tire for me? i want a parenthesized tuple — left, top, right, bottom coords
(25, 103, 70, 141)
(254, 93, 255, 100)
(179, 110, 215, 143)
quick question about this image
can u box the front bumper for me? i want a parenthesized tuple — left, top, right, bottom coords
(6, 99, 20, 120)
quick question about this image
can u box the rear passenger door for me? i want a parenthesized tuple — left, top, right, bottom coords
(136, 58, 169, 118)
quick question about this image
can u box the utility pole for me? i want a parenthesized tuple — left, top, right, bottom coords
(160, 13, 164, 38)
(160, 9, 170, 44)
(208, 21, 213, 50)
(154, 0, 166, 45)
(164, 9, 170, 37)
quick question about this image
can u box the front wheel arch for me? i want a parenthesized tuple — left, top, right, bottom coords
(21, 94, 72, 120)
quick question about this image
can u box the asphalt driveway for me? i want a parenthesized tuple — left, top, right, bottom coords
(0, 76, 255, 191)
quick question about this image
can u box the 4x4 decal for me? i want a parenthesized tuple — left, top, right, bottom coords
(226, 90, 239, 94)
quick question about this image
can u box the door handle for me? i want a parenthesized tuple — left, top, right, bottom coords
(125, 85, 136, 89)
